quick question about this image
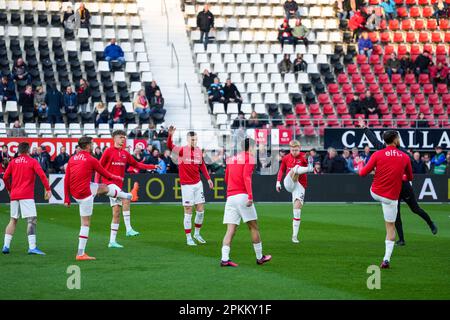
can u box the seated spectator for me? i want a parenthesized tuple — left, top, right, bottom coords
(433, 0, 448, 27)
(386, 53, 402, 80)
(12, 58, 31, 84)
(144, 148, 160, 166)
(8, 120, 26, 137)
(37, 102, 49, 123)
(309, 148, 322, 163)
(155, 151, 167, 174)
(400, 53, 414, 75)
(93, 102, 109, 126)
(348, 10, 365, 41)
(133, 89, 151, 115)
(55, 147, 70, 173)
(45, 82, 63, 124)
(202, 69, 217, 89)
(231, 111, 247, 129)
(379, 0, 397, 23)
(414, 51, 432, 76)
(422, 153, 432, 173)
(62, 5, 75, 38)
(109, 101, 126, 127)
(284, 0, 301, 19)
(93, 146, 102, 160)
(75, 2, 91, 32)
(278, 54, 293, 74)
(416, 112, 429, 128)
(357, 32, 373, 58)
(431, 146, 446, 174)
(19, 85, 35, 114)
(293, 54, 307, 73)
(145, 80, 161, 102)
(412, 152, 427, 174)
(247, 111, 261, 128)
(0, 75, 17, 105)
(342, 148, 354, 173)
(349, 95, 363, 119)
(365, 9, 380, 31)
(361, 91, 381, 118)
(313, 161, 322, 174)
(207, 77, 225, 112)
(322, 147, 348, 173)
(77, 79, 91, 113)
(34, 85, 45, 107)
(292, 19, 309, 49)
(63, 86, 78, 114)
(429, 62, 449, 86)
(360, 145, 371, 164)
(162, 149, 176, 173)
(223, 78, 243, 113)
(149, 89, 167, 122)
(278, 19, 293, 49)
(446, 151, 450, 175)
(146, 124, 162, 151)
(128, 147, 144, 174)
(104, 38, 125, 70)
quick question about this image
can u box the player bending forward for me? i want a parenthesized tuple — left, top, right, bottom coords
(359, 130, 413, 269)
(97, 130, 158, 248)
(64, 136, 133, 261)
(221, 138, 271, 267)
(276, 140, 313, 243)
(2, 142, 52, 255)
(167, 126, 213, 246)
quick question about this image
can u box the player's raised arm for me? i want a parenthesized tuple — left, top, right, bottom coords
(359, 152, 377, 177)
(33, 159, 51, 199)
(64, 162, 71, 206)
(126, 151, 158, 171)
(167, 125, 182, 156)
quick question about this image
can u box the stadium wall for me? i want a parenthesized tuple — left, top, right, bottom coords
(0, 174, 447, 204)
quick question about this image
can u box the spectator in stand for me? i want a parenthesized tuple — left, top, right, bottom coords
(342, 148, 354, 173)
(37, 102, 49, 123)
(63, 86, 78, 115)
(322, 147, 348, 173)
(12, 58, 31, 84)
(284, 0, 301, 19)
(422, 153, 432, 173)
(365, 9, 380, 31)
(202, 69, 217, 89)
(104, 38, 125, 70)
(143, 144, 153, 158)
(379, 0, 397, 23)
(414, 51, 432, 76)
(133, 89, 150, 115)
(75, 2, 91, 33)
(416, 112, 429, 128)
(109, 101, 126, 127)
(33, 146, 50, 174)
(278, 19, 293, 49)
(155, 151, 167, 175)
(162, 149, 176, 173)
(429, 62, 449, 87)
(278, 54, 293, 74)
(231, 111, 247, 129)
(313, 162, 322, 174)
(361, 91, 381, 118)
(360, 145, 372, 164)
(412, 151, 427, 174)
(446, 151, 450, 175)
(55, 147, 70, 173)
(349, 95, 363, 119)
(145, 80, 161, 102)
(45, 83, 63, 124)
(207, 77, 225, 112)
(309, 148, 322, 164)
(293, 54, 307, 73)
(34, 85, 45, 107)
(19, 85, 35, 115)
(352, 153, 365, 173)
(93, 146, 102, 160)
(292, 20, 309, 49)
(146, 124, 162, 151)
(431, 146, 447, 174)
(77, 79, 91, 113)
(386, 53, 402, 80)
(223, 79, 243, 113)
(433, 0, 448, 27)
(357, 32, 373, 58)
(400, 53, 414, 75)
(144, 149, 160, 166)
(0, 75, 17, 106)
(247, 111, 261, 128)
(93, 102, 109, 126)
(149, 89, 166, 122)
(348, 10, 365, 41)
(62, 5, 75, 39)
(128, 147, 144, 174)
(196, 4, 215, 51)
(338, 0, 354, 20)
(8, 120, 26, 137)
(1, 145, 11, 170)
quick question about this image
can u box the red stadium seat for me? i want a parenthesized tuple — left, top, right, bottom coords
(442, 93, 450, 105)
(410, 83, 422, 94)
(360, 64, 372, 74)
(418, 74, 430, 84)
(415, 94, 426, 105)
(414, 19, 425, 30)
(332, 94, 344, 104)
(406, 0, 417, 4)
(396, 114, 409, 127)
(401, 19, 412, 30)
(380, 32, 391, 43)
(401, 94, 412, 105)
(356, 55, 367, 64)
(396, 83, 407, 94)
(397, 6, 409, 18)
(303, 126, 316, 136)
(345, 94, 354, 104)
(369, 32, 379, 43)
(351, 74, 363, 84)
(347, 64, 358, 74)
(409, 7, 421, 18)
(337, 73, 349, 84)
(440, 19, 449, 30)
(418, 32, 429, 43)
(327, 84, 339, 94)
(436, 45, 447, 55)
(425, 114, 437, 127)
(397, 44, 408, 56)
(391, 74, 403, 84)
(410, 44, 421, 56)
(285, 114, 297, 126)
(389, 19, 399, 30)
(436, 55, 447, 65)
(318, 94, 331, 104)
(382, 84, 394, 94)
(374, 93, 385, 104)
(337, 104, 349, 115)
(409, 114, 418, 126)
(437, 83, 449, 94)
(422, 6, 433, 17)
(354, 84, 366, 94)
(391, 104, 403, 115)
(384, 45, 395, 55)
(322, 104, 335, 115)
(405, 104, 417, 115)
(387, 94, 399, 105)
(438, 115, 450, 127)
(369, 0, 380, 4)
(309, 103, 321, 115)
(299, 115, 312, 126)
(423, 43, 433, 54)
(405, 74, 417, 84)
(295, 104, 307, 115)
(419, 104, 431, 114)
(431, 32, 442, 43)
(382, 115, 393, 127)
(341, 114, 354, 127)
(373, 44, 383, 55)
(373, 64, 385, 74)
(318, 125, 326, 136)
(427, 19, 437, 31)
(444, 32, 450, 43)
(369, 55, 380, 65)
(365, 74, 377, 84)
(369, 83, 380, 93)
(342, 84, 353, 94)
(394, 0, 404, 4)
(407, 32, 418, 43)
(418, 0, 429, 5)
(368, 114, 380, 126)
(378, 73, 390, 84)
(379, 103, 389, 114)
(423, 84, 434, 94)
(312, 114, 325, 126)
(393, 32, 404, 43)
(433, 104, 444, 115)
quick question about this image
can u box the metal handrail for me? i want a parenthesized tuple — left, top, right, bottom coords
(161, 0, 169, 46)
(171, 43, 180, 87)
(184, 83, 193, 129)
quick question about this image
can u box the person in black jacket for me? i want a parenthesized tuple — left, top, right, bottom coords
(45, 83, 64, 124)
(18, 85, 35, 115)
(415, 112, 429, 128)
(400, 52, 414, 75)
(414, 51, 432, 76)
(321, 148, 348, 173)
(54, 146, 70, 173)
(33, 146, 51, 174)
(349, 95, 363, 119)
(196, 4, 214, 50)
(145, 80, 161, 102)
(202, 69, 217, 89)
(412, 152, 427, 174)
(361, 91, 381, 118)
(76, 79, 91, 113)
(223, 79, 243, 113)
(231, 111, 247, 129)
(358, 118, 437, 246)
(109, 101, 127, 127)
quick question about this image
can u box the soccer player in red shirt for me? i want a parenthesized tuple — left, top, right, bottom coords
(2, 142, 52, 255)
(220, 138, 271, 267)
(359, 130, 413, 269)
(167, 126, 214, 246)
(276, 140, 313, 243)
(64, 136, 130, 261)
(97, 130, 159, 248)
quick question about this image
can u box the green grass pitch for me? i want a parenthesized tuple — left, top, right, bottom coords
(0, 203, 449, 300)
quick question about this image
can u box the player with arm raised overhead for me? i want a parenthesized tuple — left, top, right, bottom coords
(96, 130, 159, 249)
(220, 138, 271, 267)
(167, 126, 214, 246)
(64, 136, 132, 261)
(359, 130, 413, 268)
(358, 118, 437, 246)
(2, 142, 52, 255)
(276, 140, 314, 244)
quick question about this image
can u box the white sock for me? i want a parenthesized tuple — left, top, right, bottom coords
(295, 166, 310, 175)
(293, 209, 301, 238)
(106, 184, 132, 200)
(253, 242, 263, 260)
(110, 223, 119, 243)
(4, 234, 12, 248)
(184, 214, 192, 239)
(383, 240, 395, 262)
(194, 211, 204, 236)
(123, 211, 132, 232)
(77, 226, 89, 256)
(28, 235, 36, 250)
(221, 245, 230, 261)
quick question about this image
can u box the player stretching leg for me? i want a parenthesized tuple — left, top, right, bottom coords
(167, 126, 213, 246)
(276, 140, 313, 243)
(221, 138, 271, 267)
(64, 136, 130, 261)
(2, 142, 52, 255)
(359, 131, 413, 269)
(97, 130, 159, 248)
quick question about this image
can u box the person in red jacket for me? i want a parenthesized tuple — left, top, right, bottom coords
(2, 142, 52, 255)
(167, 126, 214, 246)
(359, 130, 413, 269)
(220, 138, 271, 267)
(348, 9, 366, 41)
(276, 140, 313, 243)
(64, 136, 129, 261)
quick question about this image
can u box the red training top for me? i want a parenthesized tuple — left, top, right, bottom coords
(276, 152, 308, 188)
(225, 151, 255, 201)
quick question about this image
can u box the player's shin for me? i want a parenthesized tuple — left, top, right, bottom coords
(78, 226, 90, 256)
(294, 166, 311, 175)
(292, 209, 301, 239)
(3, 234, 12, 249)
(221, 245, 230, 261)
(253, 242, 263, 260)
(110, 223, 119, 243)
(27, 217, 37, 250)
(184, 213, 193, 240)
(123, 211, 132, 233)
(383, 222, 396, 262)
(106, 184, 132, 200)
(194, 211, 204, 236)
